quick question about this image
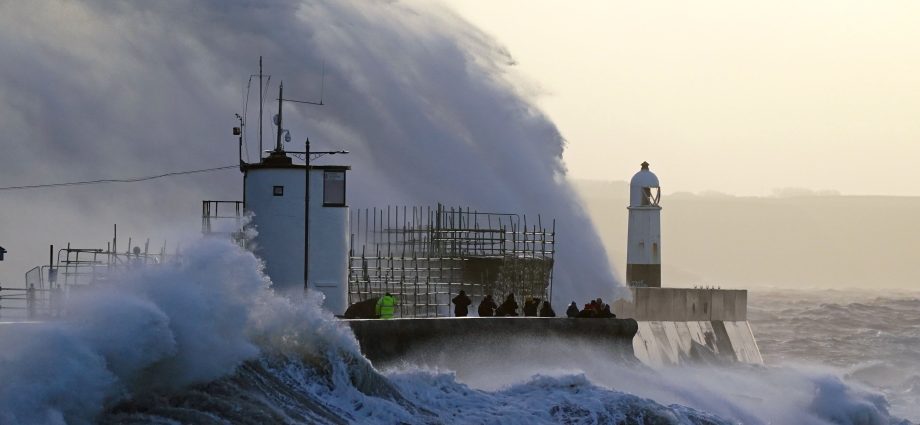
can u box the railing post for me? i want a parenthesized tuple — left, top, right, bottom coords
(27, 284, 36, 319)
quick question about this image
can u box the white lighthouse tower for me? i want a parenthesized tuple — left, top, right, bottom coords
(241, 83, 350, 314)
(626, 161, 661, 287)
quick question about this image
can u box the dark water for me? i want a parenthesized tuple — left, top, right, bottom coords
(750, 289, 920, 422)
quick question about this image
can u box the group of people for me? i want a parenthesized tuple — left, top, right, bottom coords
(374, 291, 617, 319)
(453, 291, 557, 317)
(565, 298, 616, 318)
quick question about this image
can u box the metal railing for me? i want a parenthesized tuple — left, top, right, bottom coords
(202, 200, 243, 233)
(0, 244, 171, 320)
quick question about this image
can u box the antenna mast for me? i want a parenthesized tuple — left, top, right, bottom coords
(258, 56, 263, 160)
(275, 81, 283, 152)
(320, 61, 326, 105)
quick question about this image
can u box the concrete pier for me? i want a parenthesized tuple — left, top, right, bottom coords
(613, 287, 763, 367)
(347, 317, 639, 366)
(345, 288, 762, 368)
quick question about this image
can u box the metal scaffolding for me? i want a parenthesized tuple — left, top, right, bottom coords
(348, 204, 555, 318)
(0, 237, 171, 320)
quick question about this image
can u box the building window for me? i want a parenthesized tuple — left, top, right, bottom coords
(323, 170, 346, 206)
(273, 185, 284, 197)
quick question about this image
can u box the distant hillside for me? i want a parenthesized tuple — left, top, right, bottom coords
(573, 180, 920, 289)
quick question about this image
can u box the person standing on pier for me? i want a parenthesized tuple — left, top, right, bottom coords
(478, 294, 497, 317)
(452, 290, 472, 317)
(539, 301, 556, 317)
(376, 292, 397, 319)
(496, 293, 519, 316)
(523, 297, 540, 316)
(566, 302, 579, 318)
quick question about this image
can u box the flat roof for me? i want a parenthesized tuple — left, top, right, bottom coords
(242, 163, 351, 171)
(242, 151, 350, 172)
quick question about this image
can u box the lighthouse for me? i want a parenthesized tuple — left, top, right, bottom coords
(626, 161, 661, 287)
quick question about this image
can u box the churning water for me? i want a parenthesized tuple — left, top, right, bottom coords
(750, 289, 920, 423)
(0, 239, 915, 425)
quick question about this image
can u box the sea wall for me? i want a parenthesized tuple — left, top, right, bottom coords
(347, 317, 639, 366)
(345, 288, 762, 368)
(613, 288, 763, 366)
(633, 320, 763, 367)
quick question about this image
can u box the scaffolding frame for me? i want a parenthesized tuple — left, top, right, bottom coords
(348, 204, 555, 318)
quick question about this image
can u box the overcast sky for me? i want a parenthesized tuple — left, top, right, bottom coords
(445, 0, 920, 196)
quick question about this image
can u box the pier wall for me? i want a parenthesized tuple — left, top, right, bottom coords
(612, 287, 747, 321)
(345, 288, 762, 368)
(347, 317, 639, 366)
(632, 320, 763, 366)
(613, 288, 763, 367)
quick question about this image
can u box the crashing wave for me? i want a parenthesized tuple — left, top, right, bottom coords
(0, 240, 911, 425)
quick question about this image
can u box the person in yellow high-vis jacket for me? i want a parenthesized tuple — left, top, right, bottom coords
(376, 292, 397, 319)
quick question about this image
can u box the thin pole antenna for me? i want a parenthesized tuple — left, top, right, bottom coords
(320, 61, 326, 105)
(310, 137, 312, 294)
(275, 81, 283, 152)
(258, 56, 263, 160)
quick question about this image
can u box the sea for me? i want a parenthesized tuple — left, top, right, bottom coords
(0, 239, 916, 425)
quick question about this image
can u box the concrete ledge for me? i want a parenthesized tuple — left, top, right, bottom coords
(347, 317, 639, 365)
(613, 288, 748, 321)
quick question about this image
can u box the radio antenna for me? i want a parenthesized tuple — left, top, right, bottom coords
(258, 56, 264, 159)
(319, 61, 326, 105)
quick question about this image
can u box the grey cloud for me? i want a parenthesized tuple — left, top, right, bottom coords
(0, 0, 620, 303)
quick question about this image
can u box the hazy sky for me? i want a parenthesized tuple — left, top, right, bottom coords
(444, 0, 920, 196)
(1, 0, 918, 293)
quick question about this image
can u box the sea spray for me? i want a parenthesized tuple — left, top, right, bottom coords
(0, 239, 909, 424)
(377, 332, 910, 425)
(0, 238, 353, 424)
(0, 0, 621, 304)
(0, 238, 719, 424)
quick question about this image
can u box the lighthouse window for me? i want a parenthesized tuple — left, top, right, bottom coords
(323, 170, 346, 206)
(642, 187, 661, 206)
(272, 185, 284, 196)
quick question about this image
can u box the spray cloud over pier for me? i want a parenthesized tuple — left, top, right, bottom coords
(0, 0, 619, 303)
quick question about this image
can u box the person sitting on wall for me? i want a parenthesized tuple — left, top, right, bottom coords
(478, 294, 497, 317)
(596, 298, 608, 313)
(566, 301, 579, 318)
(452, 290, 472, 317)
(376, 292, 397, 319)
(576, 300, 598, 318)
(539, 301, 556, 317)
(597, 304, 616, 318)
(495, 293, 519, 316)
(523, 297, 540, 316)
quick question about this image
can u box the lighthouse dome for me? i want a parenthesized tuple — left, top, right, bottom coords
(629, 161, 661, 207)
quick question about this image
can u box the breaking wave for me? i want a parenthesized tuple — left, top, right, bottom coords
(0, 0, 621, 305)
(0, 240, 911, 424)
